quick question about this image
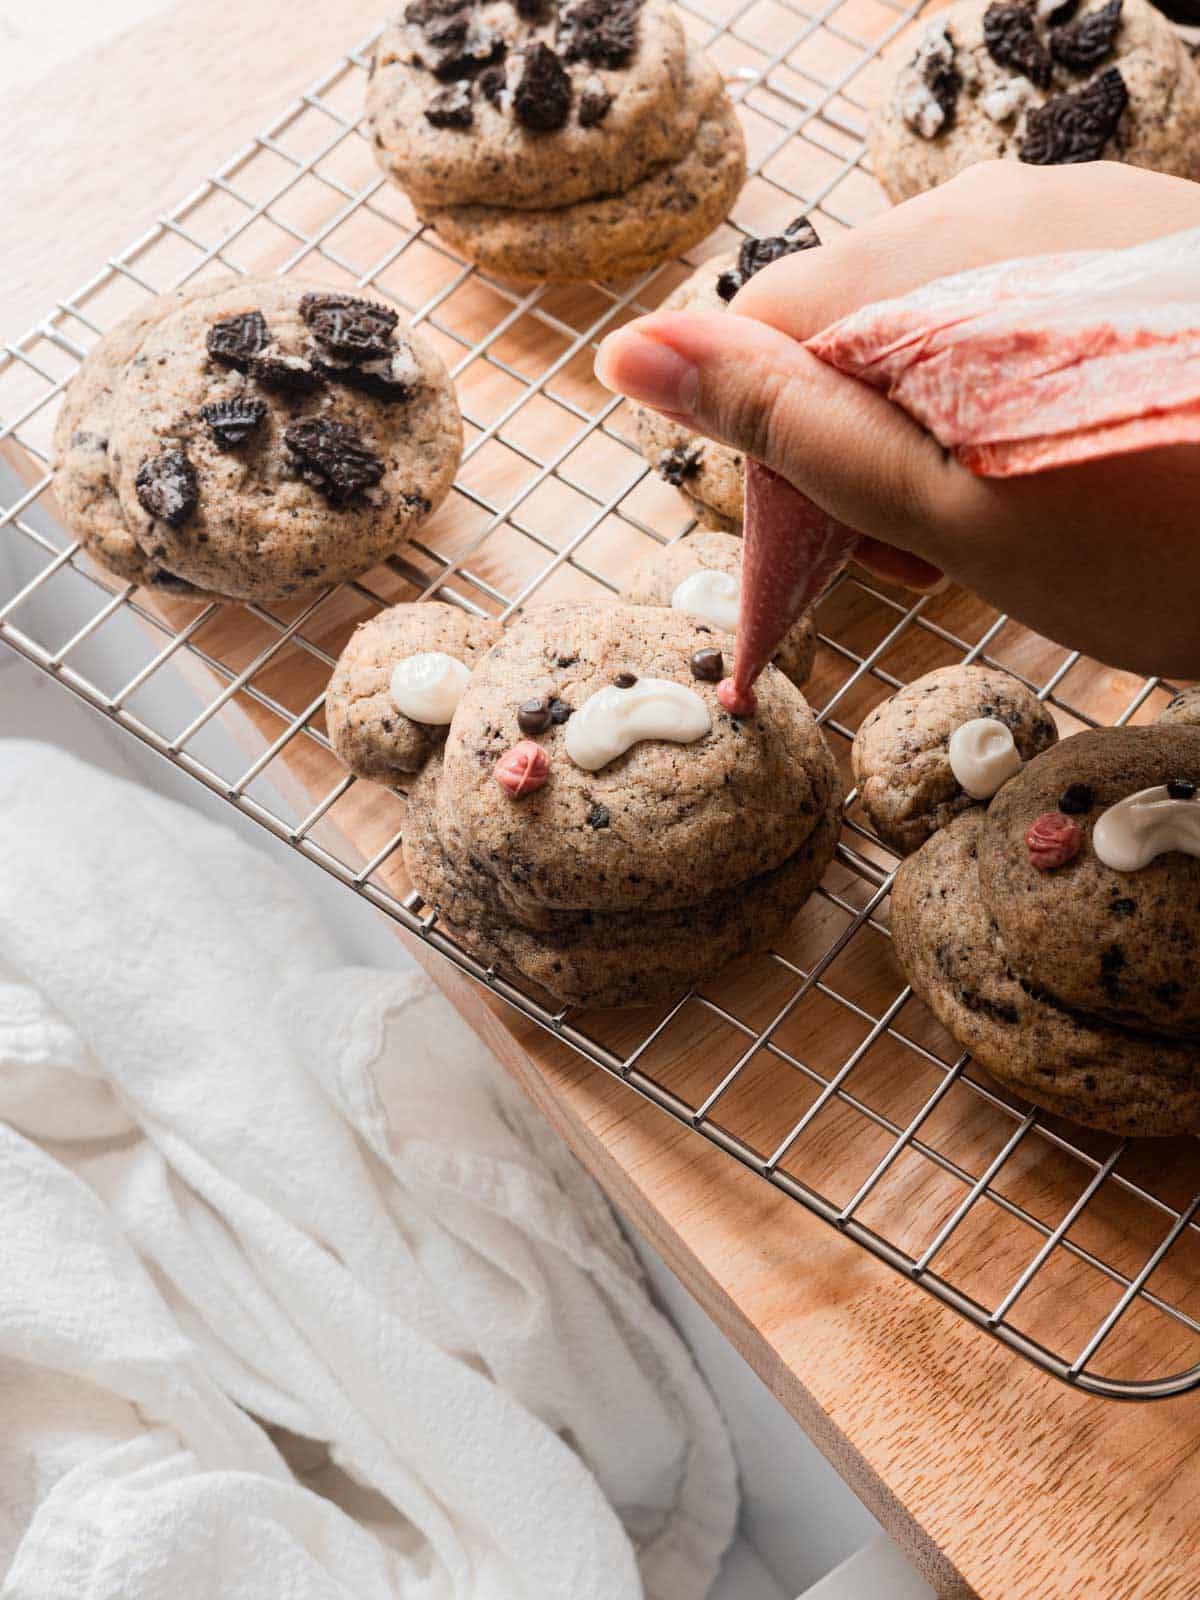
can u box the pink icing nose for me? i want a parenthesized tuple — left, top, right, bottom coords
(495, 740, 550, 798)
(717, 677, 757, 717)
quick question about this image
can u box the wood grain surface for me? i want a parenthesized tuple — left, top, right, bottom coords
(6, 5, 1200, 1600)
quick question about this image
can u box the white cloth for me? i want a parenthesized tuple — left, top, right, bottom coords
(0, 740, 737, 1600)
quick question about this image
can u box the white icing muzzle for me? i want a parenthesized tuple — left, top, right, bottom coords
(564, 677, 712, 772)
(948, 716, 1022, 800)
(1092, 785, 1200, 872)
(390, 651, 470, 725)
(671, 569, 740, 634)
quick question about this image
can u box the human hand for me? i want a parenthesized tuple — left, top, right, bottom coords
(596, 162, 1200, 676)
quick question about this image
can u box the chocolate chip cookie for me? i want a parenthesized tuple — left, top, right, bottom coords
(368, 1, 746, 281)
(621, 530, 817, 688)
(90, 279, 461, 603)
(634, 216, 821, 528)
(402, 600, 841, 1006)
(870, 0, 1200, 203)
(852, 664, 1059, 855)
(51, 279, 238, 597)
(892, 724, 1200, 1135)
(327, 601, 502, 780)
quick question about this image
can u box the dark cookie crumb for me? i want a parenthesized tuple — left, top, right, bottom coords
(613, 671, 637, 688)
(135, 450, 198, 528)
(250, 353, 326, 394)
(558, 0, 642, 69)
(1099, 942, 1126, 1000)
(1050, 0, 1122, 71)
(690, 647, 724, 682)
(207, 310, 269, 373)
(1058, 781, 1094, 814)
(718, 216, 822, 302)
(982, 2, 1053, 88)
(517, 697, 552, 734)
(1020, 66, 1128, 164)
(200, 396, 267, 451)
(516, 0, 552, 18)
(549, 697, 573, 723)
(1109, 896, 1136, 917)
(513, 41, 572, 130)
(586, 803, 612, 829)
(556, 654, 578, 668)
(578, 76, 613, 126)
(479, 63, 506, 103)
(657, 442, 703, 485)
(426, 80, 475, 127)
(300, 292, 398, 362)
(1168, 777, 1197, 799)
(405, 0, 469, 23)
(283, 418, 386, 506)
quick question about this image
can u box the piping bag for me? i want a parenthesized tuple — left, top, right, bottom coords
(722, 225, 1200, 714)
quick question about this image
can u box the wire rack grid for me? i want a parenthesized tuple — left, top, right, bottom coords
(4, 0, 1200, 1404)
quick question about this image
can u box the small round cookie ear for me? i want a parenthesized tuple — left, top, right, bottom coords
(851, 663, 1058, 856)
(326, 601, 501, 784)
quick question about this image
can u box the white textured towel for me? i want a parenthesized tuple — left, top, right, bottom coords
(0, 740, 736, 1599)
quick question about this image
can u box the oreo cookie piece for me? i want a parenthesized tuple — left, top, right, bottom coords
(512, 41, 572, 131)
(1050, 0, 1123, 72)
(299, 292, 399, 362)
(558, 0, 643, 70)
(657, 442, 703, 485)
(135, 450, 198, 528)
(717, 216, 822, 302)
(425, 81, 475, 128)
(200, 396, 267, 450)
(249, 353, 325, 395)
(982, 2, 1053, 89)
(207, 310, 269, 373)
(283, 418, 387, 506)
(1019, 65, 1128, 163)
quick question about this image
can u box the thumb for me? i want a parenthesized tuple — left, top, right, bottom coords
(595, 309, 953, 564)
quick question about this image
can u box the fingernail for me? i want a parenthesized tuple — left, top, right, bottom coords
(594, 328, 699, 415)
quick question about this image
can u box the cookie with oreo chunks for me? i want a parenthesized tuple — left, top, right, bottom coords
(631, 221, 819, 531)
(893, 724, 1200, 1135)
(367, 1, 746, 281)
(869, 0, 1200, 203)
(621, 530, 818, 689)
(1157, 685, 1200, 727)
(851, 663, 1059, 856)
(105, 279, 461, 603)
(50, 278, 240, 599)
(327, 601, 502, 781)
(400, 600, 840, 1007)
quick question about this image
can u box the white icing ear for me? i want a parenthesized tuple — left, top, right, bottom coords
(948, 717, 1022, 800)
(564, 678, 712, 772)
(390, 652, 470, 725)
(1092, 785, 1200, 872)
(671, 570, 740, 634)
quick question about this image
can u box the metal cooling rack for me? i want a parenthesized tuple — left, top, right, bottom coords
(4, 0, 1200, 1403)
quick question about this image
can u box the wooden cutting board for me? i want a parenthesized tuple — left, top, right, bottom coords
(6, 3, 1200, 1598)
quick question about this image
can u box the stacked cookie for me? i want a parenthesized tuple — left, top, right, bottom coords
(51, 278, 461, 602)
(871, 0, 1200, 202)
(893, 724, 1200, 1135)
(367, 0, 747, 281)
(329, 599, 840, 1007)
(634, 217, 822, 529)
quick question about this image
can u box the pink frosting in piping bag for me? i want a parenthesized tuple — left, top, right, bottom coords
(725, 226, 1200, 710)
(722, 462, 859, 715)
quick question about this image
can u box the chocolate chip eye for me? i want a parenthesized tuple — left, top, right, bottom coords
(1058, 782, 1094, 814)
(517, 697, 552, 735)
(548, 698, 573, 724)
(690, 647, 724, 682)
(1168, 778, 1197, 800)
(613, 672, 637, 689)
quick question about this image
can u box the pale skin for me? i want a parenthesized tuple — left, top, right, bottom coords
(595, 162, 1200, 677)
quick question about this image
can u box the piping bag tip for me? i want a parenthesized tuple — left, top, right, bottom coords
(730, 461, 861, 709)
